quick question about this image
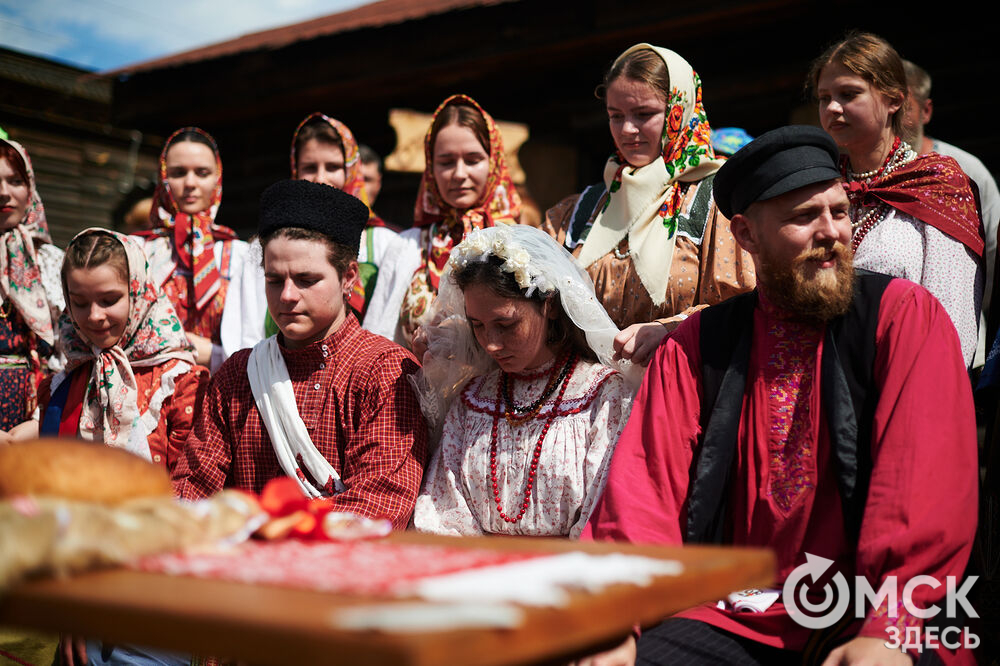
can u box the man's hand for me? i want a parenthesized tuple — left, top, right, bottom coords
(821, 636, 913, 666)
(186, 332, 214, 367)
(613, 321, 678, 366)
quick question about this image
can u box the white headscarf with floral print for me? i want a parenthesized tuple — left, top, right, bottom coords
(61, 229, 194, 455)
(1, 138, 55, 344)
(577, 44, 725, 305)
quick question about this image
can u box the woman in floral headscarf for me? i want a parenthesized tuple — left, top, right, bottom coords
(136, 127, 254, 372)
(289, 113, 420, 339)
(399, 95, 521, 348)
(0, 138, 65, 443)
(542, 44, 756, 365)
(38, 229, 208, 474)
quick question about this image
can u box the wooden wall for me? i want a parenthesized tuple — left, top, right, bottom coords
(1, 49, 161, 247)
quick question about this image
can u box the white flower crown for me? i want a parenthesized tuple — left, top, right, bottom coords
(447, 227, 555, 297)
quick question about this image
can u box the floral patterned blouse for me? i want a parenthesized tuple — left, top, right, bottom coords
(413, 357, 632, 538)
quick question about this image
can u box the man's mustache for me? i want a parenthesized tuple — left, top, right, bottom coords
(791, 241, 853, 267)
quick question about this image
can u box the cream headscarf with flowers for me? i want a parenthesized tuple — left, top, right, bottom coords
(0, 138, 56, 345)
(60, 229, 194, 457)
(577, 44, 725, 306)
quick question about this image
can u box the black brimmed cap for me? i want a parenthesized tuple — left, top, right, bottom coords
(258, 179, 368, 255)
(713, 125, 841, 219)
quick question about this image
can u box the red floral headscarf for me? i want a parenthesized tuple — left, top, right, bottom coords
(413, 94, 521, 230)
(290, 112, 384, 227)
(145, 127, 237, 312)
(841, 149, 983, 257)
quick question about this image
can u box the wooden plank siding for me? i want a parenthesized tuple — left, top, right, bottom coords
(105, 0, 1000, 230)
(2, 48, 162, 248)
(1, 123, 160, 248)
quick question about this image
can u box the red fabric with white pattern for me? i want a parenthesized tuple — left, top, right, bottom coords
(135, 539, 545, 596)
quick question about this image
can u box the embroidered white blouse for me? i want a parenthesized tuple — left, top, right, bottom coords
(853, 208, 983, 366)
(413, 357, 632, 538)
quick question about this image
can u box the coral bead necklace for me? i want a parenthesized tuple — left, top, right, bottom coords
(490, 352, 579, 523)
(847, 136, 916, 251)
(501, 349, 574, 426)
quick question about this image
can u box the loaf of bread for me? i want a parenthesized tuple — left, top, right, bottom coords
(0, 438, 173, 504)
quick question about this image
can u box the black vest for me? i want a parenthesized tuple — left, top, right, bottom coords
(686, 271, 894, 545)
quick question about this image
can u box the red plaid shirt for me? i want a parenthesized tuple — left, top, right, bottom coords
(172, 315, 427, 529)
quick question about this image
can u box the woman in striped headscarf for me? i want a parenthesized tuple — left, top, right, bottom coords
(135, 127, 255, 372)
(289, 113, 420, 340)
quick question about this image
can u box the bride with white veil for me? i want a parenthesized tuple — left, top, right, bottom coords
(412, 224, 639, 537)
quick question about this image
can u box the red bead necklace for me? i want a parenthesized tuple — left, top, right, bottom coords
(502, 349, 574, 426)
(490, 352, 579, 524)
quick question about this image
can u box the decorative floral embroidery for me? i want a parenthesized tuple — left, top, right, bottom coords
(763, 317, 822, 514)
(461, 363, 618, 418)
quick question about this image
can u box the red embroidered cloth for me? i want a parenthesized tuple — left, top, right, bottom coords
(843, 152, 983, 257)
(135, 540, 545, 596)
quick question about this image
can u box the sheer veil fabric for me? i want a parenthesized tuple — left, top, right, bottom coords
(412, 224, 642, 434)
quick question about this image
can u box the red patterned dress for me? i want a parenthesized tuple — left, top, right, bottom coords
(0, 310, 53, 429)
(39, 360, 209, 474)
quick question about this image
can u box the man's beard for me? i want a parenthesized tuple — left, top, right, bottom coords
(757, 242, 855, 322)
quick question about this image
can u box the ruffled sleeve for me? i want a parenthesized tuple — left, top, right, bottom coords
(161, 365, 211, 475)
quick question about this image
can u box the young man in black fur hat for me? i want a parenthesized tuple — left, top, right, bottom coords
(174, 180, 427, 529)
